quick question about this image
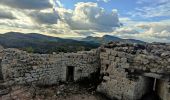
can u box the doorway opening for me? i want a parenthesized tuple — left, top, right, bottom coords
(140, 77, 161, 100)
(0, 59, 3, 80)
(66, 66, 74, 82)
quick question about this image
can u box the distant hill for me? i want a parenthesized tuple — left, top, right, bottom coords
(0, 32, 100, 53)
(82, 35, 145, 44)
(0, 32, 146, 53)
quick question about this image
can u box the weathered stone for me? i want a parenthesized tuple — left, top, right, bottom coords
(0, 42, 170, 100)
(1, 48, 100, 85)
(98, 42, 170, 100)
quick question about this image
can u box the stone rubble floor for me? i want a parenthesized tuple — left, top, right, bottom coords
(0, 83, 110, 100)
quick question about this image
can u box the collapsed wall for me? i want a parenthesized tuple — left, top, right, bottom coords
(97, 42, 170, 100)
(1, 48, 100, 85)
(97, 48, 151, 100)
(0, 42, 170, 100)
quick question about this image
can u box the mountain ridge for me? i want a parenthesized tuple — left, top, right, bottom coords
(0, 32, 100, 53)
(0, 32, 146, 53)
(82, 35, 145, 44)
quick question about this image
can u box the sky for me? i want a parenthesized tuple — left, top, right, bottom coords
(0, 0, 170, 42)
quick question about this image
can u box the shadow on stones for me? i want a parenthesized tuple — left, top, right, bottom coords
(139, 91, 161, 100)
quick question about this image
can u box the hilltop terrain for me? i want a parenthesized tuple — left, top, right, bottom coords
(0, 32, 145, 54)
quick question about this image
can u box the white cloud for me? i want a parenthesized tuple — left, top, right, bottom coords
(0, 0, 169, 43)
(137, 20, 170, 39)
(57, 2, 120, 32)
(113, 27, 139, 35)
(54, 0, 63, 7)
(104, 19, 170, 43)
(137, 0, 170, 5)
(0, 0, 53, 9)
(131, 0, 170, 18)
(97, 0, 111, 3)
(0, 1, 120, 36)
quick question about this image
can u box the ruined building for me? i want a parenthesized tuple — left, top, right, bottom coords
(0, 42, 170, 100)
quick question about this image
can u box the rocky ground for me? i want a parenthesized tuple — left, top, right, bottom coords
(0, 81, 161, 100)
(0, 82, 110, 100)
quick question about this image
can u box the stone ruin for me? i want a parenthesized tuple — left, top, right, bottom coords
(0, 42, 170, 100)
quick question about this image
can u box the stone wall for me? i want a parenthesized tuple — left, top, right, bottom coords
(102, 42, 170, 75)
(0, 45, 4, 80)
(97, 48, 151, 100)
(1, 48, 100, 85)
(97, 42, 170, 100)
(157, 80, 170, 100)
(0, 42, 170, 100)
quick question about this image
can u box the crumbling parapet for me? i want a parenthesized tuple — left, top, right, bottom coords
(97, 42, 170, 100)
(1, 48, 100, 85)
(97, 48, 150, 100)
(0, 42, 170, 100)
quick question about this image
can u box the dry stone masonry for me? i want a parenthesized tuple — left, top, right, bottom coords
(97, 42, 170, 100)
(0, 42, 170, 100)
(1, 48, 100, 85)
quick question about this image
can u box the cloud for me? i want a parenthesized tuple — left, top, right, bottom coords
(75, 31, 95, 36)
(29, 11, 59, 24)
(97, 0, 111, 3)
(0, 0, 53, 9)
(137, 21, 170, 39)
(0, 0, 169, 43)
(0, 1, 120, 37)
(57, 2, 120, 32)
(108, 27, 140, 40)
(106, 19, 170, 43)
(53, 0, 63, 7)
(113, 27, 139, 35)
(0, 10, 16, 19)
(132, 0, 170, 18)
(137, 0, 169, 5)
